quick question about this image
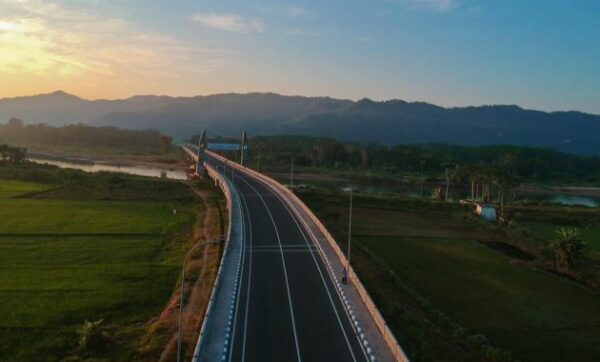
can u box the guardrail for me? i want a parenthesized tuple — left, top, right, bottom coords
(204, 150, 409, 362)
(182, 146, 197, 160)
(191, 161, 234, 360)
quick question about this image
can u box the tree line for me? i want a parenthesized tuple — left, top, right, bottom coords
(0, 119, 172, 154)
(244, 135, 600, 184)
(0, 144, 26, 163)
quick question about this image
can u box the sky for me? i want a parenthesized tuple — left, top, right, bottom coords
(0, 0, 599, 113)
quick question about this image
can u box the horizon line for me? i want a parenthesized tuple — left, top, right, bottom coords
(1, 89, 598, 116)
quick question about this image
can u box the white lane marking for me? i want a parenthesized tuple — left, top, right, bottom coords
(239, 188, 254, 361)
(250, 244, 318, 249)
(235, 173, 303, 362)
(228, 167, 246, 362)
(269, 186, 366, 361)
(248, 250, 318, 253)
(283, 198, 373, 361)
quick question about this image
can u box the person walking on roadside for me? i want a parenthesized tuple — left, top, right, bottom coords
(342, 267, 348, 285)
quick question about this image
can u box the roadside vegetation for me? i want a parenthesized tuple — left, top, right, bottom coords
(0, 161, 224, 361)
(297, 189, 600, 361)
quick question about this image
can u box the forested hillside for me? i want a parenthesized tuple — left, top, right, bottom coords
(2, 91, 599, 154)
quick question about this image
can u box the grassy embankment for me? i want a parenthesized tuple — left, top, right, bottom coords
(508, 204, 600, 259)
(0, 163, 224, 361)
(298, 189, 600, 362)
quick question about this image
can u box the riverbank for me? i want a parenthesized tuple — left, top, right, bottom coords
(28, 150, 189, 181)
(28, 149, 187, 171)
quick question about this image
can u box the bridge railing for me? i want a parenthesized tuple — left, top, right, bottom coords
(191, 161, 234, 360)
(204, 150, 409, 362)
(182, 145, 197, 159)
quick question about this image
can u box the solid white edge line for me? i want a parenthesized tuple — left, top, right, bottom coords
(270, 182, 368, 362)
(226, 165, 246, 362)
(235, 171, 303, 362)
(239, 186, 254, 360)
(216, 153, 373, 362)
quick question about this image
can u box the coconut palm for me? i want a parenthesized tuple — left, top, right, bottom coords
(549, 228, 587, 270)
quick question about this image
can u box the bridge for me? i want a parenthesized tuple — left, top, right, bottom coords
(182, 134, 408, 362)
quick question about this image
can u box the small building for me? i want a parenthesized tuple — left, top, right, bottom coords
(460, 200, 497, 221)
(475, 203, 496, 221)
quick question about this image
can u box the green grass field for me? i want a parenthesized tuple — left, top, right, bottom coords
(0, 172, 198, 360)
(300, 191, 600, 361)
(0, 179, 52, 198)
(522, 221, 600, 257)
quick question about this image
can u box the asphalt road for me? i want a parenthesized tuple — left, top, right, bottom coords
(207, 156, 368, 362)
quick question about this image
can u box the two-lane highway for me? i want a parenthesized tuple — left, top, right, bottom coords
(208, 155, 369, 361)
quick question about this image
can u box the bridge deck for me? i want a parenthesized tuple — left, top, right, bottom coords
(224, 160, 368, 361)
(190, 145, 401, 361)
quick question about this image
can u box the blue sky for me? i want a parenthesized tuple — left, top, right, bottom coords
(1, 0, 599, 113)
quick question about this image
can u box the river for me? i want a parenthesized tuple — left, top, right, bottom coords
(29, 158, 188, 180)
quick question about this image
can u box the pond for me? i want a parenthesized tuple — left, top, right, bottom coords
(29, 158, 188, 180)
(550, 195, 599, 208)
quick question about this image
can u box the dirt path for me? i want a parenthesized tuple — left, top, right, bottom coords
(139, 181, 225, 362)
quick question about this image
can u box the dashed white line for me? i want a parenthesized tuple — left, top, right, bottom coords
(235, 173, 303, 362)
(269, 183, 367, 361)
(238, 188, 254, 360)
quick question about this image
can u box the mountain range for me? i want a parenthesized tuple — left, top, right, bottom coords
(1, 91, 599, 155)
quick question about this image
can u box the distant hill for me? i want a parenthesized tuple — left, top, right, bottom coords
(1, 91, 599, 154)
(286, 99, 600, 155)
(0, 91, 177, 126)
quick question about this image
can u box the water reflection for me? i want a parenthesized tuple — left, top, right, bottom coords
(29, 158, 187, 180)
(550, 195, 598, 208)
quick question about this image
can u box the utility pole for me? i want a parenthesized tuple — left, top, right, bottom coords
(257, 151, 261, 173)
(445, 167, 450, 201)
(420, 161, 424, 198)
(347, 188, 353, 268)
(290, 155, 295, 188)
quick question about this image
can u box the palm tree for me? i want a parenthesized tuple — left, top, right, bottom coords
(442, 161, 456, 201)
(78, 319, 110, 353)
(549, 228, 587, 270)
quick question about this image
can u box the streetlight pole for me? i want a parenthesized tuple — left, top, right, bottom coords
(347, 188, 353, 268)
(290, 155, 295, 188)
(177, 239, 222, 362)
(257, 151, 261, 173)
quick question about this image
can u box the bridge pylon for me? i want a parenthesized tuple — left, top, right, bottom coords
(240, 131, 249, 166)
(196, 129, 207, 175)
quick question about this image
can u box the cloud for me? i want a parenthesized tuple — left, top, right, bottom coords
(0, 0, 228, 97)
(0, 20, 17, 31)
(192, 13, 264, 34)
(404, 0, 458, 12)
(355, 36, 371, 43)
